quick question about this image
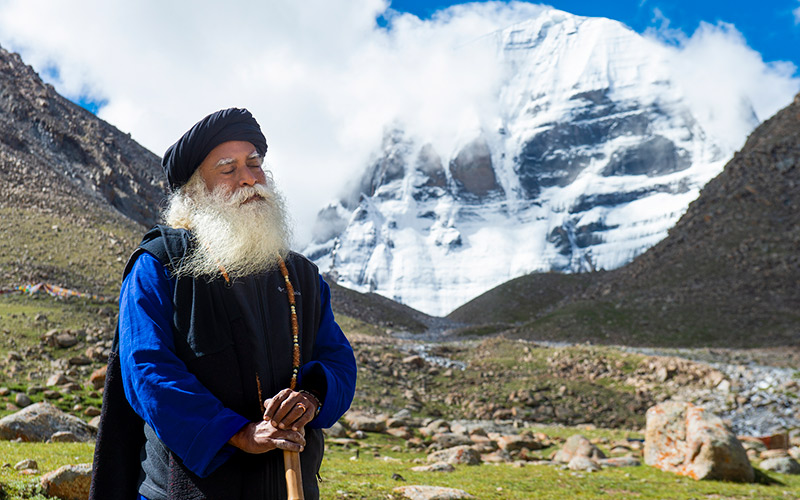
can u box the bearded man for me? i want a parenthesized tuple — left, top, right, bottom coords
(90, 108, 357, 500)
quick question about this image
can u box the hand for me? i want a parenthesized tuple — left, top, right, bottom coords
(228, 420, 305, 454)
(263, 388, 319, 431)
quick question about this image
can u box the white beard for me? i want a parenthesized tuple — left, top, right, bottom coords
(164, 175, 293, 279)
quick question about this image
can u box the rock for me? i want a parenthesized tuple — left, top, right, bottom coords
(68, 355, 91, 366)
(568, 456, 600, 472)
(323, 421, 348, 438)
(83, 406, 101, 417)
(402, 355, 426, 369)
(14, 459, 38, 471)
(46, 373, 69, 387)
(431, 432, 473, 449)
(49, 431, 80, 443)
(387, 427, 414, 440)
(55, 333, 78, 348)
(497, 434, 542, 452)
(760, 449, 790, 460)
(0, 402, 96, 442)
(343, 412, 387, 433)
(411, 461, 456, 472)
(40, 463, 92, 500)
(481, 449, 512, 463)
(88, 365, 107, 391)
(14, 393, 32, 407)
(427, 445, 481, 465)
(393, 485, 475, 500)
(644, 401, 754, 482)
(598, 456, 641, 467)
(88, 416, 101, 430)
(419, 419, 450, 437)
(553, 434, 605, 463)
(43, 390, 61, 400)
(0, 387, 10, 396)
(760, 456, 800, 475)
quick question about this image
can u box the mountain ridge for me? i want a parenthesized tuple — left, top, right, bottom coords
(307, 7, 747, 316)
(452, 91, 800, 347)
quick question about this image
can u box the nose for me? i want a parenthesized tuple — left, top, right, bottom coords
(239, 166, 258, 187)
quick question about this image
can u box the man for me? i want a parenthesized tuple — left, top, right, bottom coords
(90, 108, 357, 500)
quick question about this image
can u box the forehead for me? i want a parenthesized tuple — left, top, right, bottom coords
(200, 140, 259, 168)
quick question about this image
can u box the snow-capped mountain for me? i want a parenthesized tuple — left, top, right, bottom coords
(305, 8, 753, 317)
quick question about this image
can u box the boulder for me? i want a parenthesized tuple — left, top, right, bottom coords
(323, 421, 348, 438)
(402, 355, 426, 369)
(48, 431, 81, 443)
(568, 456, 600, 472)
(481, 449, 512, 463)
(393, 485, 475, 500)
(644, 401, 754, 482)
(553, 434, 605, 463)
(55, 333, 78, 348)
(497, 434, 543, 452)
(0, 402, 96, 442)
(46, 373, 69, 387)
(431, 432, 473, 449)
(427, 445, 481, 465)
(14, 393, 32, 407)
(598, 456, 641, 467)
(419, 419, 451, 437)
(89, 365, 107, 390)
(15, 459, 38, 471)
(410, 462, 456, 472)
(759, 456, 800, 475)
(343, 412, 387, 433)
(40, 463, 92, 500)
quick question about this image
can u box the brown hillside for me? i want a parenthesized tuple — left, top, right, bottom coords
(0, 45, 165, 226)
(0, 46, 166, 293)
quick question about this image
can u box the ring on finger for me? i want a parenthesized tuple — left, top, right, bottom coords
(296, 403, 306, 412)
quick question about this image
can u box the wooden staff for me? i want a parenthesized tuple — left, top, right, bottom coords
(284, 450, 304, 500)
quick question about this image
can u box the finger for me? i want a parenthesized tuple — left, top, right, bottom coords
(291, 409, 316, 431)
(284, 402, 313, 431)
(273, 438, 304, 452)
(276, 399, 308, 429)
(272, 392, 303, 427)
(263, 388, 293, 420)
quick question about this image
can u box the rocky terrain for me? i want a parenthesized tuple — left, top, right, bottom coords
(0, 46, 165, 227)
(0, 44, 164, 294)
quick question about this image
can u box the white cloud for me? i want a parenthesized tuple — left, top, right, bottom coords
(0, 1, 797, 245)
(645, 20, 800, 152)
(795, 1, 800, 24)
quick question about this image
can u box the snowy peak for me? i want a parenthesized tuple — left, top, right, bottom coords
(306, 8, 753, 317)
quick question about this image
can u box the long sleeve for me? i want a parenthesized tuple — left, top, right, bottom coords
(299, 276, 357, 428)
(118, 252, 249, 478)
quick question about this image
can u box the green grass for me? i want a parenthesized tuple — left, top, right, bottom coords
(2, 433, 798, 500)
(0, 207, 143, 296)
(0, 442, 94, 500)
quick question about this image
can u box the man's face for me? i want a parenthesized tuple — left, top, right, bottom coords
(197, 140, 267, 199)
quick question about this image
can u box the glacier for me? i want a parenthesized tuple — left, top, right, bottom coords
(304, 8, 753, 317)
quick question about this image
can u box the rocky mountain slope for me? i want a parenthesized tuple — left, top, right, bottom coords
(453, 92, 800, 348)
(306, 8, 742, 316)
(0, 45, 165, 293)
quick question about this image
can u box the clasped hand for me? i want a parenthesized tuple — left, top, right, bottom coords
(228, 389, 319, 454)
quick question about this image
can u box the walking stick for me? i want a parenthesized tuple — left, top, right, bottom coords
(284, 450, 304, 500)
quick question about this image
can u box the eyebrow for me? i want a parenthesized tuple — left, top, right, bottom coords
(213, 151, 262, 169)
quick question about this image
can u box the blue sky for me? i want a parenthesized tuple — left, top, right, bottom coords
(388, 0, 800, 75)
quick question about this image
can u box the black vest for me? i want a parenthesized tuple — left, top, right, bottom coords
(90, 225, 324, 500)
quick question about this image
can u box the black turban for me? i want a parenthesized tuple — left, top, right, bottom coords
(161, 107, 268, 191)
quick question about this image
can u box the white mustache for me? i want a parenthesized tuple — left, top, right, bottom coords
(219, 183, 273, 206)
